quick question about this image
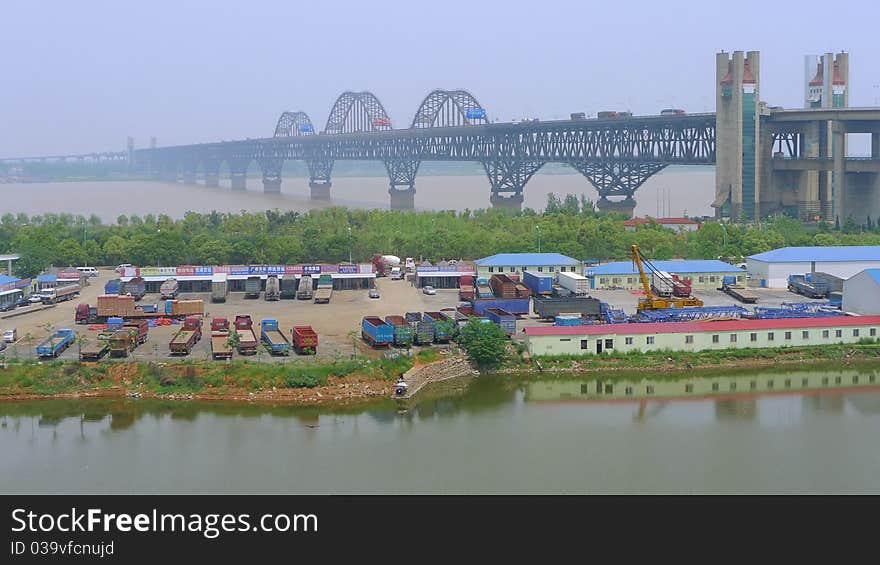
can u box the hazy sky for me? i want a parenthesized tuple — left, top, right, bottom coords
(2, 0, 878, 156)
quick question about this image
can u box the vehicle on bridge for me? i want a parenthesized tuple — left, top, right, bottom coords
(597, 111, 632, 119)
(570, 112, 586, 120)
(661, 108, 686, 115)
(372, 117, 391, 127)
(466, 108, 486, 120)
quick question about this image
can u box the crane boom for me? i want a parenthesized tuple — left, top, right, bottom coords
(631, 244, 655, 300)
(631, 244, 704, 311)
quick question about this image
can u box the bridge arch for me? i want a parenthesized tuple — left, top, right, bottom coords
(273, 111, 316, 137)
(411, 89, 487, 128)
(324, 91, 393, 134)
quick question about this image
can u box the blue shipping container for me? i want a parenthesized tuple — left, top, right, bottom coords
(466, 108, 486, 119)
(554, 315, 582, 327)
(522, 271, 554, 295)
(471, 297, 529, 316)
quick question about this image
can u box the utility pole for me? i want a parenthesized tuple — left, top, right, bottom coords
(536, 225, 541, 253)
(348, 225, 353, 264)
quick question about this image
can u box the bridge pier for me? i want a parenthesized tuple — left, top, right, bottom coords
(490, 193, 524, 210)
(310, 181, 331, 200)
(596, 196, 636, 217)
(389, 187, 415, 210)
(182, 172, 197, 185)
(262, 177, 282, 194)
(204, 171, 220, 187)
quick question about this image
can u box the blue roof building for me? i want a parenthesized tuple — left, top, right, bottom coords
(473, 253, 581, 277)
(586, 260, 745, 290)
(747, 246, 880, 288)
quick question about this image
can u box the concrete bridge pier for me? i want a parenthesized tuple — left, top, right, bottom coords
(230, 171, 247, 190)
(389, 186, 415, 210)
(262, 176, 282, 194)
(310, 181, 331, 200)
(182, 172, 198, 185)
(490, 193, 524, 211)
(596, 196, 636, 217)
(204, 171, 220, 187)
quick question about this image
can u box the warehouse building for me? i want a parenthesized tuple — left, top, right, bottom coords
(524, 315, 880, 357)
(415, 260, 475, 289)
(746, 246, 880, 288)
(474, 253, 581, 279)
(842, 269, 880, 315)
(585, 260, 744, 290)
(0, 274, 30, 310)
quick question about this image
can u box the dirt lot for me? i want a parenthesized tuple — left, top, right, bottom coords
(0, 269, 823, 363)
(0, 269, 463, 363)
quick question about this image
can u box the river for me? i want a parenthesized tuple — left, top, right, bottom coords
(2, 367, 880, 494)
(0, 167, 715, 221)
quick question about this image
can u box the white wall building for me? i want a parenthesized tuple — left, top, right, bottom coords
(746, 246, 880, 288)
(843, 269, 880, 315)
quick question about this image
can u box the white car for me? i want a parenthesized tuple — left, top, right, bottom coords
(3, 328, 17, 343)
(28, 295, 43, 304)
(115, 263, 132, 273)
(422, 286, 436, 295)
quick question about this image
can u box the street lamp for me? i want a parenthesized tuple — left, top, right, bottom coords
(535, 225, 541, 253)
(348, 225, 353, 264)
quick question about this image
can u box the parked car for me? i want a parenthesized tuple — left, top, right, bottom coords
(3, 328, 17, 343)
(369, 288, 380, 299)
(0, 302, 15, 312)
(115, 263, 132, 273)
(28, 295, 43, 304)
(423, 286, 437, 295)
(0, 340, 6, 352)
(13, 296, 30, 308)
(76, 266, 99, 277)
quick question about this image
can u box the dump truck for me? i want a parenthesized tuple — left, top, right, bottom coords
(121, 277, 146, 300)
(423, 311, 456, 343)
(245, 276, 262, 299)
(291, 325, 318, 355)
(265, 275, 280, 301)
(36, 329, 75, 358)
(533, 295, 603, 320)
(719, 275, 758, 304)
(361, 316, 394, 347)
(210, 318, 233, 360)
(260, 318, 290, 356)
(384, 315, 414, 346)
(160, 278, 180, 299)
(122, 319, 149, 345)
(787, 274, 829, 299)
(484, 307, 517, 336)
(79, 338, 109, 361)
(104, 278, 122, 295)
(280, 277, 298, 299)
(108, 328, 138, 358)
(313, 287, 332, 304)
(233, 315, 258, 355)
(169, 316, 202, 356)
(211, 273, 228, 302)
(296, 276, 314, 300)
(39, 283, 80, 305)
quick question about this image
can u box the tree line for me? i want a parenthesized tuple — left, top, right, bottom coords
(2, 194, 880, 279)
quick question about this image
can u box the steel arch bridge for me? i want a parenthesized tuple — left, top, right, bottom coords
(140, 89, 716, 211)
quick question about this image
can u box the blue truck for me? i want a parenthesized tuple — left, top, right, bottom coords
(104, 279, 122, 295)
(260, 318, 290, 355)
(36, 329, 75, 358)
(788, 274, 829, 299)
(471, 297, 530, 316)
(522, 271, 554, 296)
(484, 308, 516, 336)
(423, 311, 456, 343)
(362, 316, 394, 347)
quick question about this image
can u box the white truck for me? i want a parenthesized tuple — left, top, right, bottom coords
(390, 266, 403, 280)
(557, 272, 589, 295)
(39, 283, 81, 304)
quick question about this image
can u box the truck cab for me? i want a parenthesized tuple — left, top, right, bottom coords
(390, 266, 403, 280)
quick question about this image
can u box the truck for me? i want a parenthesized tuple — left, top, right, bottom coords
(522, 271, 554, 296)
(296, 276, 314, 300)
(484, 307, 516, 336)
(810, 272, 844, 294)
(405, 258, 415, 272)
(471, 297, 530, 316)
(361, 316, 394, 347)
(169, 316, 203, 356)
(245, 276, 262, 299)
(280, 276, 298, 299)
(570, 112, 586, 120)
(384, 315, 414, 346)
(260, 318, 290, 356)
(108, 328, 139, 358)
(76, 296, 161, 323)
(79, 338, 109, 361)
(265, 275, 280, 301)
(459, 274, 475, 301)
(122, 319, 149, 345)
(423, 311, 456, 343)
(372, 253, 400, 277)
(557, 272, 589, 295)
(36, 329, 75, 358)
(390, 266, 403, 280)
(104, 278, 122, 295)
(211, 273, 228, 302)
(291, 325, 318, 355)
(39, 283, 80, 305)
(532, 295, 603, 320)
(210, 318, 233, 360)
(788, 274, 829, 299)
(313, 287, 332, 304)
(233, 315, 258, 355)
(719, 275, 758, 304)
(160, 278, 180, 299)
(121, 277, 146, 300)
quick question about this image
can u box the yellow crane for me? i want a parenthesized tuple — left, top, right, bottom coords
(631, 244, 703, 311)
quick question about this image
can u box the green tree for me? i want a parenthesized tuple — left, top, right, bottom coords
(456, 318, 508, 369)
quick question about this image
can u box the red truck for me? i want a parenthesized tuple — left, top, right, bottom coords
(210, 317, 233, 360)
(233, 315, 258, 356)
(122, 320, 149, 345)
(291, 325, 318, 355)
(169, 316, 202, 356)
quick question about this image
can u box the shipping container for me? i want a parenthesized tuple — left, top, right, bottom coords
(557, 272, 589, 295)
(533, 295, 602, 319)
(484, 308, 516, 336)
(361, 316, 394, 347)
(471, 297, 530, 316)
(522, 271, 554, 296)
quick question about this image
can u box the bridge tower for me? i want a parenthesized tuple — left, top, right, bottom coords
(713, 50, 761, 221)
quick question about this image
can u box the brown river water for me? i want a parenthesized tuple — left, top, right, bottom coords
(0, 168, 715, 220)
